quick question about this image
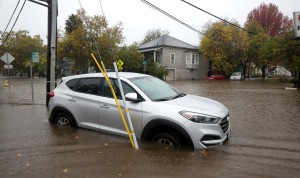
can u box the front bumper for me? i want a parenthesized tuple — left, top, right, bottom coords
(184, 117, 231, 149)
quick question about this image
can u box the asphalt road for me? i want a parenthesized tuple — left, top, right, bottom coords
(0, 77, 299, 178)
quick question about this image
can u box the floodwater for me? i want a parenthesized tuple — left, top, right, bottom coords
(0, 77, 299, 177)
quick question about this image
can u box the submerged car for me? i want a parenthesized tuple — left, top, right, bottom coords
(230, 72, 243, 80)
(48, 72, 230, 149)
(208, 74, 225, 80)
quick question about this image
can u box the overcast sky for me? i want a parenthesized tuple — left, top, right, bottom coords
(0, 0, 299, 46)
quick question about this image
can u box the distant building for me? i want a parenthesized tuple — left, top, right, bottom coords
(138, 35, 208, 80)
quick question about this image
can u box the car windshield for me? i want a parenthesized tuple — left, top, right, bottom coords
(130, 76, 181, 101)
(232, 72, 241, 76)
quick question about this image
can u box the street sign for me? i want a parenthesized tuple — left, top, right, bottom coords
(293, 12, 300, 38)
(1, 52, 15, 64)
(32, 52, 39, 63)
(117, 60, 124, 71)
(117, 60, 124, 67)
(4, 65, 13, 69)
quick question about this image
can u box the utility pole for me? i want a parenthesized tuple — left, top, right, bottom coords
(49, 0, 57, 106)
(28, 0, 57, 106)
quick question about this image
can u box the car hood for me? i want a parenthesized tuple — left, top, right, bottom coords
(162, 94, 228, 118)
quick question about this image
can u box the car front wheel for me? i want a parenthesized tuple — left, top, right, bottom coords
(153, 132, 183, 147)
(55, 113, 75, 127)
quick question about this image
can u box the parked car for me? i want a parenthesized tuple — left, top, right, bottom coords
(230, 72, 243, 80)
(49, 72, 230, 149)
(208, 74, 225, 80)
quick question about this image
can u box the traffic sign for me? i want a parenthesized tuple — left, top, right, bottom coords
(293, 12, 300, 38)
(1, 52, 15, 64)
(117, 60, 124, 71)
(4, 65, 13, 69)
(117, 60, 124, 67)
(32, 52, 39, 63)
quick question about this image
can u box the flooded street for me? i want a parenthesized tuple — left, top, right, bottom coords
(0, 77, 300, 177)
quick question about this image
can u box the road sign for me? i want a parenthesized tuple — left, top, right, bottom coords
(1, 52, 15, 64)
(117, 60, 124, 67)
(293, 12, 300, 38)
(32, 52, 39, 63)
(4, 65, 13, 69)
(117, 60, 124, 71)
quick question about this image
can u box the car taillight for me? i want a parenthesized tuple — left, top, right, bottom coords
(49, 91, 55, 97)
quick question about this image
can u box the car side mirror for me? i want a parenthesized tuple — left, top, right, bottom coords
(125, 93, 141, 102)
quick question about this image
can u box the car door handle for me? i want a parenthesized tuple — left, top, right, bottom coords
(100, 104, 109, 109)
(68, 98, 76, 102)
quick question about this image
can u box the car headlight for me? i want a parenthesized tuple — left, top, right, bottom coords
(179, 111, 220, 124)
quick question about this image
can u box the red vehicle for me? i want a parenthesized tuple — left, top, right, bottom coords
(208, 74, 225, 80)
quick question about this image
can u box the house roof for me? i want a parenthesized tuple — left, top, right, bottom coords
(139, 35, 198, 50)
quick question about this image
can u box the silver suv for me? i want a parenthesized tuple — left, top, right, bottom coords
(48, 72, 230, 149)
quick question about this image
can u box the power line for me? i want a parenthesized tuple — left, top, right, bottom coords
(0, 0, 21, 40)
(180, 0, 257, 35)
(139, 0, 204, 35)
(0, 0, 27, 47)
(77, 0, 102, 60)
(98, 0, 105, 18)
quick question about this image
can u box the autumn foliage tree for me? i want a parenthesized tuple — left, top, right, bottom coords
(200, 20, 249, 76)
(245, 3, 293, 37)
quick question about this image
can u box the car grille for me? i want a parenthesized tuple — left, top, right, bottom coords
(219, 115, 229, 133)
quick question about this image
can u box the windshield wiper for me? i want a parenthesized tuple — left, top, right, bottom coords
(153, 98, 170, 102)
(172, 93, 186, 100)
(153, 93, 186, 102)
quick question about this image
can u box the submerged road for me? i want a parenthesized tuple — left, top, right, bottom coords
(0, 77, 299, 177)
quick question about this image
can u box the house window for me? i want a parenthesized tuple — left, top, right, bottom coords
(186, 53, 199, 65)
(170, 53, 175, 64)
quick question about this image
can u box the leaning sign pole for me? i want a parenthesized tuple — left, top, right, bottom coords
(91, 54, 138, 149)
(113, 62, 139, 149)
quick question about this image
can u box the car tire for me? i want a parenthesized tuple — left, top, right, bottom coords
(153, 132, 183, 147)
(55, 113, 75, 127)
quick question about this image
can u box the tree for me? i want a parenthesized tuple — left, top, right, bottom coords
(275, 31, 300, 87)
(115, 43, 144, 72)
(145, 61, 168, 80)
(246, 3, 293, 37)
(280, 31, 300, 77)
(200, 20, 249, 76)
(58, 10, 125, 73)
(141, 28, 169, 44)
(65, 14, 83, 34)
(0, 30, 45, 77)
(244, 21, 269, 78)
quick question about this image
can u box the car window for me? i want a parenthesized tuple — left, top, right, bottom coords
(67, 78, 101, 95)
(130, 76, 179, 101)
(232, 72, 240, 76)
(66, 78, 80, 90)
(102, 79, 136, 100)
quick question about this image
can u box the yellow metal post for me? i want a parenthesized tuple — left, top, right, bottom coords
(91, 53, 136, 149)
(113, 62, 139, 149)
